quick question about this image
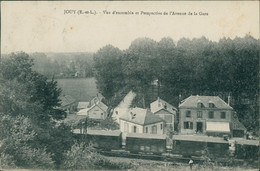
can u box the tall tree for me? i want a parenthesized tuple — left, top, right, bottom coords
(93, 45, 124, 103)
(0, 52, 74, 168)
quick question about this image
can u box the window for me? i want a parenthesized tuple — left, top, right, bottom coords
(221, 112, 226, 119)
(133, 126, 137, 133)
(197, 103, 204, 108)
(152, 125, 157, 134)
(208, 111, 214, 119)
(209, 103, 215, 108)
(184, 122, 193, 129)
(161, 124, 163, 130)
(186, 111, 191, 117)
(197, 111, 202, 118)
(145, 127, 148, 133)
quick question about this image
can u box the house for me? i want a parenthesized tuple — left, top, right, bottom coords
(150, 97, 177, 130)
(179, 95, 246, 137)
(88, 93, 105, 107)
(112, 90, 136, 123)
(77, 93, 104, 111)
(77, 102, 90, 111)
(77, 101, 108, 120)
(119, 107, 165, 135)
(59, 95, 77, 114)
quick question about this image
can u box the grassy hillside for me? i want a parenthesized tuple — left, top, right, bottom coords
(56, 78, 98, 101)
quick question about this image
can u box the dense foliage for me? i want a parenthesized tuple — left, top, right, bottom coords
(93, 35, 259, 134)
(0, 53, 122, 169)
(0, 52, 75, 169)
(93, 45, 125, 101)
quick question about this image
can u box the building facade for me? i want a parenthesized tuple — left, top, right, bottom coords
(77, 101, 108, 120)
(112, 90, 136, 123)
(150, 97, 177, 130)
(119, 107, 164, 135)
(179, 95, 235, 136)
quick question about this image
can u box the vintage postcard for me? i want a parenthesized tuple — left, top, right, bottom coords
(1, 1, 259, 170)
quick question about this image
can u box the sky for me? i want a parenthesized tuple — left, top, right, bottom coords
(1, 1, 259, 54)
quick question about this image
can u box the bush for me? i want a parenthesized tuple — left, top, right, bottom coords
(0, 116, 55, 169)
(0, 153, 16, 169)
(62, 142, 139, 170)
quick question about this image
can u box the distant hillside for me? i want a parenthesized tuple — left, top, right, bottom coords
(33, 52, 94, 78)
(2, 52, 94, 79)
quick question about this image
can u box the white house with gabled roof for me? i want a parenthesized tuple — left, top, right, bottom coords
(77, 101, 108, 120)
(150, 97, 177, 129)
(112, 90, 136, 123)
(119, 107, 165, 135)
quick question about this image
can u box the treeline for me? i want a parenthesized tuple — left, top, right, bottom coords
(27, 52, 94, 78)
(93, 35, 259, 134)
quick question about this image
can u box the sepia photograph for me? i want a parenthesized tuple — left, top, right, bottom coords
(0, 1, 259, 170)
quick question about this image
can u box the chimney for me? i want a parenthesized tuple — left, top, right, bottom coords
(179, 94, 182, 105)
(228, 95, 231, 105)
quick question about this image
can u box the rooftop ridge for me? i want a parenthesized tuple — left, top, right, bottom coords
(179, 95, 232, 109)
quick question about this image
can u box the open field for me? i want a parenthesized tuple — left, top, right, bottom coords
(56, 78, 98, 101)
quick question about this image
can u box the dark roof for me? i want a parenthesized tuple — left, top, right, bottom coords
(144, 110, 164, 125)
(120, 107, 164, 126)
(127, 133, 166, 140)
(179, 95, 232, 109)
(60, 95, 76, 107)
(232, 114, 246, 130)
